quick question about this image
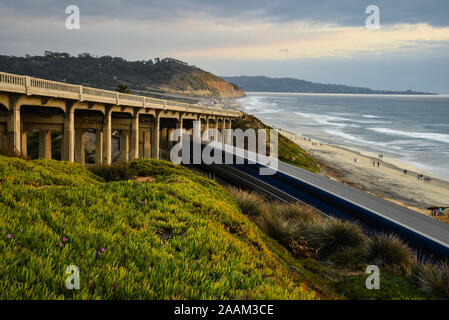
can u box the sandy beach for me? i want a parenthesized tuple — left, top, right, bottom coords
(279, 129, 449, 217)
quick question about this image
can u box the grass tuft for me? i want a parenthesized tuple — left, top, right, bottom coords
(275, 202, 321, 224)
(416, 262, 449, 299)
(309, 219, 366, 258)
(260, 210, 294, 242)
(226, 187, 265, 217)
(366, 233, 413, 267)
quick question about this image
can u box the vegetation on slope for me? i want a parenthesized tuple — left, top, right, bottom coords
(232, 113, 320, 173)
(0, 156, 315, 299)
(0, 52, 245, 98)
(228, 187, 449, 299)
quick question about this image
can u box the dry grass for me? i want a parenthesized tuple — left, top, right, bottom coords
(408, 261, 449, 299)
(366, 233, 413, 267)
(226, 187, 266, 217)
(308, 219, 367, 258)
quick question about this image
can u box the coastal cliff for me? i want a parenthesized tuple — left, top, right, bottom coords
(0, 52, 245, 99)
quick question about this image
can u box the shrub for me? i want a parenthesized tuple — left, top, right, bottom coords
(260, 210, 294, 242)
(227, 187, 265, 217)
(405, 259, 425, 285)
(275, 202, 321, 224)
(366, 233, 413, 267)
(309, 219, 366, 258)
(89, 162, 131, 181)
(417, 262, 449, 299)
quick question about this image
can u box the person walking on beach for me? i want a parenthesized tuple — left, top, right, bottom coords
(377, 161, 380, 167)
(373, 161, 375, 167)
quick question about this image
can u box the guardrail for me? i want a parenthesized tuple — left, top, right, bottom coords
(0, 71, 241, 117)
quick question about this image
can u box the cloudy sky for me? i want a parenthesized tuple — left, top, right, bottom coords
(1, 0, 449, 93)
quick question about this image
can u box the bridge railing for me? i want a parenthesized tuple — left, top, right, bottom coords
(30, 78, 80, 93)
(0, 73, 26, 86)
(0, 71, 241, 117)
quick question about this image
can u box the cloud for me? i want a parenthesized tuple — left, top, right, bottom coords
(169, 21, 449, 60)
(1, 0, 449, 27)
(1, 0, 448, 92)
(2, 3, 449, 62)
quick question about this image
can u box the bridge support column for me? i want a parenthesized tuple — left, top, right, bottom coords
(103, 107, 112, 165)
(161, 127, 168, 150)
(39, 130, 52, 159)
(226, 119, 232, 145)
(7, 102, 21, 152)
(0, 131, 4, 148)
(167, 128, 174, 149)
(75, 129, 85, 165)
(130, 111, 139, 161)
(143, 131, 150, 158)
(21, 131, 27, 155)
(221, 119, 226, 144)
(214, 118, 219, 141)
(152, 112, 160, 160)
(204, 116, 210, 140)
(176, 117, 183, 143)
(63, 104, 75, 162)
(95, 130, 103, 165)
(205, 117, 209, 132)
(121, 130, 129, 162)
(194, 118, 202, 140)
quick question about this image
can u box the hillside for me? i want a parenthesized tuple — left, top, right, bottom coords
(0, 155, 438, 300)
(232, 113, 320, 173)
(0, 156, 314, 299)
(222, 76, 435, 95)
(0, 52, 245, 99)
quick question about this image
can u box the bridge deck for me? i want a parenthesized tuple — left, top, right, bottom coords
(0, 71, 240, 118)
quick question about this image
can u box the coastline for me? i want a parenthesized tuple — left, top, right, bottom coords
(279, 129, 449, 219)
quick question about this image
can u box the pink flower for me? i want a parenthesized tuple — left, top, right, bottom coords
(59, 242, 63, 246)
(7, 234, 12, 239)
(19, 228, 23, 232)
(98, 251, 101, 255)
(63, 237, 68, 242)
(101, 248, 105, 252)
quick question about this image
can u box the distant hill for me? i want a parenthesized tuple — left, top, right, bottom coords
(222, 76, 435, 95)
(0, 52, 245, 98)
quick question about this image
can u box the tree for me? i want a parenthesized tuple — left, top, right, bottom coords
(115, 83, 130, 94)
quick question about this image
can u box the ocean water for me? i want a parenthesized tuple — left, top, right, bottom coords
(238, 93, 449, 181)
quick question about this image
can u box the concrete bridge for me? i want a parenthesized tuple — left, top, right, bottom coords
(0, 71, 241, 165)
